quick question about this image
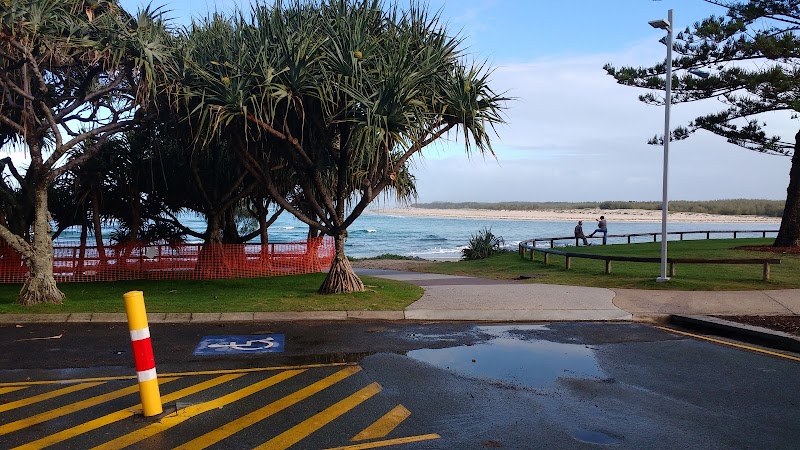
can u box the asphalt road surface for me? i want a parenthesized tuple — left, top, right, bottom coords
(0, 321, 798, 449)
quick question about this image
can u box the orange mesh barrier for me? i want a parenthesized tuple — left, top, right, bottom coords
(0, 237, 334, 283)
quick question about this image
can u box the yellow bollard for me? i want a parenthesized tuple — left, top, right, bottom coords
(123, 291, 162, 417)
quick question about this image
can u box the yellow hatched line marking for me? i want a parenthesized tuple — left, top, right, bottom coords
(159, 363, 352, 377)
(0, 362, 352, 387)
(174, 366, 362, 450)
(0, 386, 27, 395)
(255, 382, 382, 450)
(0, 377, 177, 437)
(13, 374, 245, 450)
(656, 326, 800, 362)
(326, 434, 442, 450)
(90, 370, 305, 450)
(0, 376, 139, 388)
(0, 383, 103, 414)
(351, 405, 411, 441)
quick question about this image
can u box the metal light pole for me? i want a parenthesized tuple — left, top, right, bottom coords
(650, 10, 673, 283)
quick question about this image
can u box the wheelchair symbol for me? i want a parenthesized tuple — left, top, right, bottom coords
(207, 337, 278, 351)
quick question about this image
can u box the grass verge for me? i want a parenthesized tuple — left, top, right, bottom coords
(0, 274, 423, 314)
(409, 238, 800, 291)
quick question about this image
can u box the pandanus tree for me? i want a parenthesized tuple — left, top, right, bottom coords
(0, 156, 31, 240)
(0, 0, 172, 304)
(155, 133, 259, 278)
(176, 0, 507, 293)
(127, 104, 279, 277)
(605, 0, 800, 247)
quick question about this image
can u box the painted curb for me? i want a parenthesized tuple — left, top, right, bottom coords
(670, 314, 800, 353)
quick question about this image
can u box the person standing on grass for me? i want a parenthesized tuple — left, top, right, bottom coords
(588, 215, 608, 244)
(574, 220, 589, 246)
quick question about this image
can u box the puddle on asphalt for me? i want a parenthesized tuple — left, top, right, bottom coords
(572, 430, 621, 445)
(406, 333, 462, 342)
(407, 325, 602, 390)
(474, 324, 550, 337)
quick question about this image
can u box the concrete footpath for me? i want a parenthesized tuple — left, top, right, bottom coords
(1, 268, 799, 323)
(1, 269, 799, 346)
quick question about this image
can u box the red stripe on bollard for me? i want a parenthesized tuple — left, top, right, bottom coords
(131, 337, 156, 372)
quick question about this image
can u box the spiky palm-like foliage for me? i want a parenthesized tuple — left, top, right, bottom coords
(173, 0, 507, 294)
(0, 0, 173, 304)
(462, 227, 505, 260)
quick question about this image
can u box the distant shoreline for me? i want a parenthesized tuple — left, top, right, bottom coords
(365, 207, 781, 224)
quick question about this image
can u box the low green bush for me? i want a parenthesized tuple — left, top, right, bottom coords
(462, 227, 504, 260)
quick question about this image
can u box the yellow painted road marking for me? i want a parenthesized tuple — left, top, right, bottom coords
(326, 434, 442, 450)
(0, 362, 352, 387)
(91, 370, 305, 450)
(158, 363, 350, 378)
(14, 374, 245, 450)
(0, 386, 27, 395)
(351, 405, 411, 441)
(175, 366, 362, 450)
(656, 326, 800, 362)
(0, 376, 141, 387)
(255, 382, 382, 450)
(0, 378, 177, 437)
(0, 382, 104, 414)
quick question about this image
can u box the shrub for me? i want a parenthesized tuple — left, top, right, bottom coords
(462, 227, 504, 260)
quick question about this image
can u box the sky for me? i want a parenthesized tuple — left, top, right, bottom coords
(5, 0, 793, 204)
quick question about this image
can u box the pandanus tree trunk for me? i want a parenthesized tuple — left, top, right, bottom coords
(258, 213, 271, 268)
(319, 231, 364, 294)
(77, 217, 88, 277)
(775, 130, 800, 247)
(91, 189, 107, 265)
(18, 185, 64, 305)
(223, 208, 247, 269)
(196, 215, 230, 279)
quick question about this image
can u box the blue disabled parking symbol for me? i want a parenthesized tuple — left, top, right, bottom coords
(193, 334, 284, 355)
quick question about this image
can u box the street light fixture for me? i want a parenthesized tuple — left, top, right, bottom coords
(651, 9, 673, 283)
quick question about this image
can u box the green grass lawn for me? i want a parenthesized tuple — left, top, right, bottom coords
(1, 238, 795, 313)
(410, 238, 800, 291)
(0, 274, 423, 314)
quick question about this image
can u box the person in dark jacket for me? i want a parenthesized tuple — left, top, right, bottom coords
(574, 220, 589, 246)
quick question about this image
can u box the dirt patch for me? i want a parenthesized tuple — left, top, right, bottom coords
(736, 245, 800, 254)
(714, 315, 800, 337)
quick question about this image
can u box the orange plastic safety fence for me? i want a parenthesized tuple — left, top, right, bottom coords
(0, 237, 334, 283)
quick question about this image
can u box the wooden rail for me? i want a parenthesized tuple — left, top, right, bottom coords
(518, 230, 780, 281)
(521, 229, 778, 249)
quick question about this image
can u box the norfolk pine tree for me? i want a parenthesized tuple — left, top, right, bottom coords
(605, 0, 800, 247)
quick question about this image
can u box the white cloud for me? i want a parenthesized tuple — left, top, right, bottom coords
(412, 43, 794, 203)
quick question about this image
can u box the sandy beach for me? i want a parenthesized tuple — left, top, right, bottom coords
(365, 207, 781, 224)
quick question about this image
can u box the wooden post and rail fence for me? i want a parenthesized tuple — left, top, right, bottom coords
(518, 229, 781, 281)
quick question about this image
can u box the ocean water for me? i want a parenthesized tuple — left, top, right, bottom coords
(54, 210, 780, 260)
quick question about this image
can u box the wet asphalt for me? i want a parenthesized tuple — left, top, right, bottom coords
(0, 321, 798, 449)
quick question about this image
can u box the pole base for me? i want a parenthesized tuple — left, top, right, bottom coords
(656, 277, 671, 283)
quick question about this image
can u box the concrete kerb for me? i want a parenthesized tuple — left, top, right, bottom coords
(2, 267, 799, 356)
(670, 314, 800, 353)
(0, 311, 405, 323)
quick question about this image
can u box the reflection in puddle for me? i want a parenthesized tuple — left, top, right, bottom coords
(408, 335, 602, 390)
(475, 324, 550, 338)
